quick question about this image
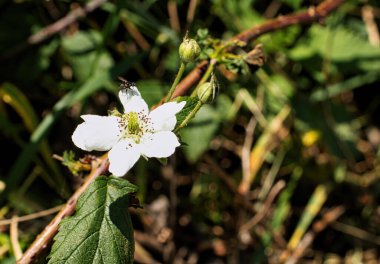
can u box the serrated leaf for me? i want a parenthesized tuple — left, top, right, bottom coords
(48, 176, 138, 264)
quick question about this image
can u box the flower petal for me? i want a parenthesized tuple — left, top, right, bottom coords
(119, 87, 149, 114)
(126, 96, 149, 113)
(118, 86, 141, 108)
(140, 131, 180, 158)
(108, 140, 142, 177)
(72, 115, 120, 151)
(149, 101, 186, 131)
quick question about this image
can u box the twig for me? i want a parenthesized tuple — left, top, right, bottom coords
(29, 0, 107, 44)
(362, 5, 380, 47)
(239, 180, 286, 233)
(331, 220, 380, 246)
(168, 0, 181, 33)
(186, 0, 198, 24)
(258, 147, 286, 200)
(233, 0, 344, 44)
(17, 156, 109, 264)
(121, 19, 151, 51)
(0, 205, 63, 226)
(11, 216, 23, 261)
(242, 117, 257, 186)
(0, 0, 107, 61)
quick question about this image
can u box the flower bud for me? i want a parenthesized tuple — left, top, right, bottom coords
(179, 38, 200, 63)
(197, 74, 218, 103)
(197, 82, 213, 103)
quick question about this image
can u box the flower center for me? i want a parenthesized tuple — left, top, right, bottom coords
(117, 110, 154, 144)
(119, 111, 142, 143)
(127, 112, 141, 135)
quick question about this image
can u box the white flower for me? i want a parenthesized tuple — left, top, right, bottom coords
(72, 85, 186, 177)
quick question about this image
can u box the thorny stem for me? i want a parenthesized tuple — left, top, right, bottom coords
(166, 62, 187, 103)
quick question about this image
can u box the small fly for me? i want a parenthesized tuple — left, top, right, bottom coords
(118, 76, 136, 90)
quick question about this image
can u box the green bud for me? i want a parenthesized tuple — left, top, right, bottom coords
(179, 38, 200, 63)
(197, 73, 218, 103)
(197, 82, 213, 103)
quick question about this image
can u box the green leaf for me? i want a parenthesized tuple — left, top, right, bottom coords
(48, 176, 138, 264)
(288, 25, 380, 72)
(62, 30, 113, 81)
(259, 25, 301, 52)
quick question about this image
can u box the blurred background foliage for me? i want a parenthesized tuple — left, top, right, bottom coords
(0, 0, 380, 263)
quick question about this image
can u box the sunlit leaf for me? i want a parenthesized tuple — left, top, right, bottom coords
(48, 176, 138, 264)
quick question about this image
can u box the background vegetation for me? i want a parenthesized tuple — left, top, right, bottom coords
(0, 0, 380, 263)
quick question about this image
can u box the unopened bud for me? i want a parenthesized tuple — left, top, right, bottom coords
(179, 38, 200, 63)
(197, 82, 213, 104)
(197, 73, 218, 103)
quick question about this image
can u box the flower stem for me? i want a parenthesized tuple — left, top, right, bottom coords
(166, 62, 187, 102)
(191, 59, 216, 97)
(174, 100, 203, 132)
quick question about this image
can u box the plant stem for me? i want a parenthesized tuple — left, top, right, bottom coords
(174, 100, 203, 132)
(166, 62, 187, 102)
(191, 59, 216, 97)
